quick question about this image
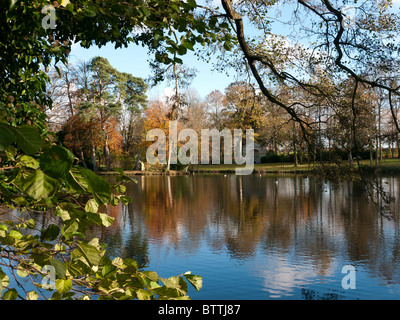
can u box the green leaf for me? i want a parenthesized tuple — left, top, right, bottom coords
(143, 271, 159, 283)
(99, 213, 114, 227)
(26, 219, 35, 228)
(26, 291, 39, 300)
(40, 145, 75, 178)
(3, 288, 18, 300)
(56, 207, 71, 221)
(123, 258, 138, 272)
(77, 241, 101, 266)
(49, 258, 66, 278)
(55, 279, 72, 294)
(19, 155, 39, 169)
(66, 168, 89, 193)
(149, 281, 161, 289)
(174, 295, 191, 300)
(136, 289, 154, 300)
(66, 262, 84, 277)
(119, 195, 132, 205)
(80, 167, 111, 204)
(111, 257, 124, 268)
(85, 199, 98, 213)
(61, 220, 79, 240)
(0, 123, 16, 147)
(13, 125, 44, 155)
(68, 167, 111, 204)
(223, 41, 233, 51)
(184, 274, 203, 291)
(85, 211, 114, 227)
(5, 145, 16, 161)
(0, 271, 9, 294)
(101, 264, 116, 277)
(182, 40, 194, 51)
(9, 230, 23, 240)
(16, 268, 28, 278)
(151, 285, 184, 298)
(158, 276, 188, 297)
(115, 184, 126, 193)
(13, 169, 60, 200)
(9, 0, 18, 9)
(187, 0, 197, 8)
(41, 224, 60, 241)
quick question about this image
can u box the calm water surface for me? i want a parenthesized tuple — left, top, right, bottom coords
(91, 174, 400, 300)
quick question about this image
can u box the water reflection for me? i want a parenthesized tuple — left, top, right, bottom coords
(90, 174, 400, 299)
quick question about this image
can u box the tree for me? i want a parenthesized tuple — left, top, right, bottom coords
(143, 99, 172, 169)
(214, 0, 400, 157)
(51, 57, 148, 171)
(0, 0, 231, 300)
(79, 57, 123, 170)
(158, 64, 198, 171)
(120, 75, 148, 156)
(61, 112, 123, 171)
(46, 63, 79, 130)
(225, 81, 264, 133)
(204, 90, 229, 130)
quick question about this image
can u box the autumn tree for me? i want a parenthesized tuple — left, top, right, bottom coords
(210, 0, 400, 163)
(204, 89, 230, 130)
(152, 64, 198, 171)
(61, 114, 99, 169)
(225, 81, 264, 132)
(53, 57, 147, 171)
(143, 99, 171, 169)
(61, 112, 123, 170)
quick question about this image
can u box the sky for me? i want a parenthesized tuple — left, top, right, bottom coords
(67, 0, 400, 101)
(68, 42, 236, 100)
(66, 1, 294, 100)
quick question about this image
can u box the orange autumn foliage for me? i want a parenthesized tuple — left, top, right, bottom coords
(62, 114, 122, 161)
(143, 99, 185, 147)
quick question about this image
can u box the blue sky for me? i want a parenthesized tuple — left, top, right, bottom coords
(66, 1, 293, 101)
(68, 42, 236, 100)
(67, 0, 400, 101)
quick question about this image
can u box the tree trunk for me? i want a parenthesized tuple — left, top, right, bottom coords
(91, 143, 97, 171)
(397, 137, 400, 158)
(79, 147, 88, 168)
(293, 122, 298, 167)
(369, 142, 373, 166)
(104, 138, 111, 171)
(348, 150, 353, 167)
(378, 101, 382, 161)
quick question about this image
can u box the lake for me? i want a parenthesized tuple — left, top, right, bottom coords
(89, 173, 400, 300)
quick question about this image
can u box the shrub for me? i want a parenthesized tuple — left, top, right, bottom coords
(0, 123, 202, 300)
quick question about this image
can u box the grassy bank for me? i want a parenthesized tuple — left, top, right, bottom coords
(190, 162, 314, 174)
(98, 159, 400, 176)
(191, 159, 400, 174)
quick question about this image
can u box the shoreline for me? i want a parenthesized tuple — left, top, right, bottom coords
(98, 161, 400, 176)
(99, 169, 313, 176)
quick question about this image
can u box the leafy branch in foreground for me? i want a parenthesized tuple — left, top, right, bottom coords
(0, 122, 202, 300)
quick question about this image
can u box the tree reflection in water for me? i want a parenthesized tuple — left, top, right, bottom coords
(89, 174, 400, 299)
